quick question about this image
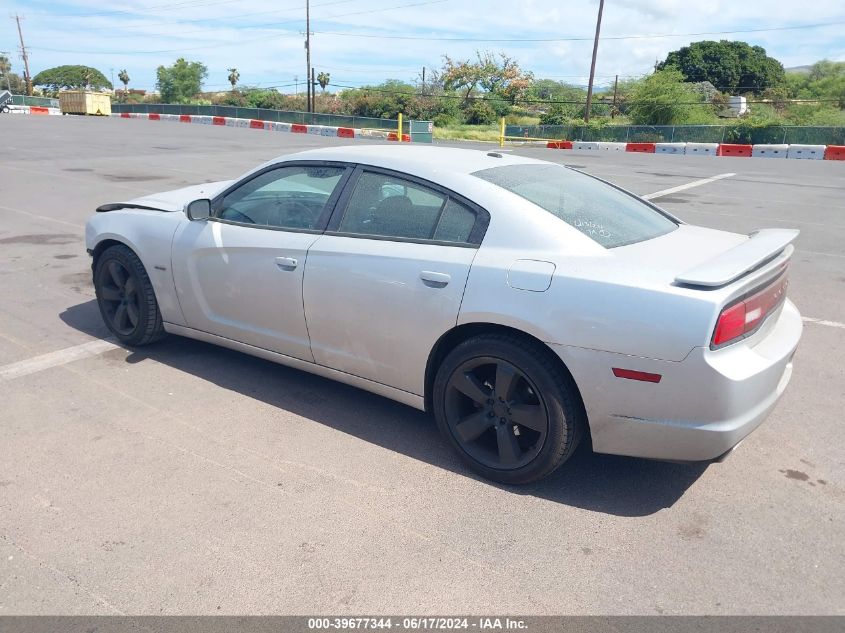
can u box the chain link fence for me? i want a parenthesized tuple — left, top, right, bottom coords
(10, 95, 60, 108)
(505, 124, 845, 145)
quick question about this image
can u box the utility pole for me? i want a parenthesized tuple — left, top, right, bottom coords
(311, 67, 316, 114)
(294, 76, 298, 97)
(421, 66, 425, 96)
(13, 14, 32, 96)
(583, 0, 604, 123)
(110, 68, 115, 94)
(305, 0, 311, 113)
(611, 74, 618, 118)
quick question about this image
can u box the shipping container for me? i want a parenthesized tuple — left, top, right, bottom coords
(59, 92, 112, 116)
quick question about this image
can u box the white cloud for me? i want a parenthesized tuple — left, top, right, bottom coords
(2, 0, 844, 92)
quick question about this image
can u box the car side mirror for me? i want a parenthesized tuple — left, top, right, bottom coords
(186, 199, 211, 221)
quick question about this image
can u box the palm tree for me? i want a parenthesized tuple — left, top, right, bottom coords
(227, 68, 240, 91)
(118, 69, 130, 96)
(317, 71, 330, 92)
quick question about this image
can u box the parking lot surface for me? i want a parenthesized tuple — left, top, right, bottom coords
(0, 116, 843, 615)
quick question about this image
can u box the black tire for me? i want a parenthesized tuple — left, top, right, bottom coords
(433, 333, 585, 484)
(1, 105, 9, 114)
(94, 244, 165, 346)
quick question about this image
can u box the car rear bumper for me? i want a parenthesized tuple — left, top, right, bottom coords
(551, 299, 802, 462)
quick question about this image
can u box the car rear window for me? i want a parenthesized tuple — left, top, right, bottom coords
(472, 163, 677, 248)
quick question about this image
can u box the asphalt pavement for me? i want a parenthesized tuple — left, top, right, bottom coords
(0, 116, 842, 615)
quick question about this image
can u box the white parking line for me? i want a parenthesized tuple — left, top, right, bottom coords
(802, 317, 845, 330)
(643, 173, 736, 200)
(0, 339, 120, 381)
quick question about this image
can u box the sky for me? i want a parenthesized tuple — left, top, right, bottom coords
(2, 0, 845, 94)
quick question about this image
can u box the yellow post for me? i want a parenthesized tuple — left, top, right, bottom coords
(397, 113, 403, 143)
(499, 117, 505, 148)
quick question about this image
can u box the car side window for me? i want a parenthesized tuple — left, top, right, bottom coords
(216, 165, 345, 230)
(338, 171, 477, 243)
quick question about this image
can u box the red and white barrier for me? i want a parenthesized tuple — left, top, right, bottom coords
(751, 144, 788, 158)
(112, 111, 362, 140)
(598, 141, 626, 151)
(786, 145, 825, 160)
(109, 113, 843, 159)
(626, 142, 656, 153)
(655, 142, 685, 154)
(684, 143, 719, 156)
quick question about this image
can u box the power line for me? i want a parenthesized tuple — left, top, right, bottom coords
(314, 19, 845, 42)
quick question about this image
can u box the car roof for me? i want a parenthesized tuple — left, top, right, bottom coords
(277, 145, 547, 179)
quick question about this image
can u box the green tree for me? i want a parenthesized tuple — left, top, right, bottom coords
(627, 69, 705, 125)
(156, 58, 208, 103)
(786, 60, 845, 108)
(32, 65, 112, 95)
(441, 51, 531, 107)
(0, 54, 11, 90)
(117, 69, 130, 95)
(657, 40, 785, 95)
(317, 71, 330, 92)
(227, 67, 239, 91)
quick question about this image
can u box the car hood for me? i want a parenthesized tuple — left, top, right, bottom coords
(96, 179, 233, 213)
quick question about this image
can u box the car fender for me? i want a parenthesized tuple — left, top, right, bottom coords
(86, 210, 187, 326)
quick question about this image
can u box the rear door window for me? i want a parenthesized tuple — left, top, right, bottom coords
(337, 171, 478, 244)
(473, 163, 678, 248)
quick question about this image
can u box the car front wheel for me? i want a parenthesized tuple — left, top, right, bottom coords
(94, 244, 165, 346)
(433, 333, 585, 484)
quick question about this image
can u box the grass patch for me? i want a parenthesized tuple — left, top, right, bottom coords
(433, 124, 501, 142)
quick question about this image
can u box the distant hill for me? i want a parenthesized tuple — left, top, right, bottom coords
(785, 65, 812, 74)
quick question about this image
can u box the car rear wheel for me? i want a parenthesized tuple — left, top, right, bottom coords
(94, 244, 165, 346)
(433, 333, 585, 484)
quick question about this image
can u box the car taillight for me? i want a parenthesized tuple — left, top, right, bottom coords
(711, 273, 789, 349)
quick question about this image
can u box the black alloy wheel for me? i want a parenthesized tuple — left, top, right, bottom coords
(433, 333, 585, 484)
(94, 244, 165, 346)
(444, 357, 549, 470)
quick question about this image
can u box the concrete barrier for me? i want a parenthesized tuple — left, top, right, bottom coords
(212, 116, 226, 126)
(320, 126, 338, 137)
(248, 119, 264, 129)
(337, 127, 356, 138)
(786, 144, 825, 160)
(546, 141, 573, 149)
(178, 114, 192, 123)
(823, 145, 845, 160)
(655, 142, 686, 154)
(597, 142, 626, 151)
(751, 144, 788, 158)
(717, 144, 752, 157)
(573, 141, 600, 150)
(626, 142, 656, 153)
(271, 122, 292, 133)
(291, 124, 308, 134)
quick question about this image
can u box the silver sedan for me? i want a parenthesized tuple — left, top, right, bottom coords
(85, 146, 802, 484)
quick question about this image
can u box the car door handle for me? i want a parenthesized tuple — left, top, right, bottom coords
(420, 271, 450, 288)
(275, 257, 298, 270)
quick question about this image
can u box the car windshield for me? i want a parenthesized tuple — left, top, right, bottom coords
(473, 163, 678, 248)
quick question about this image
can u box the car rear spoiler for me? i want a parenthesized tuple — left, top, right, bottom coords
(675, 229, 799, 288)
